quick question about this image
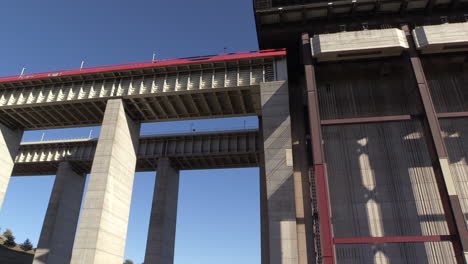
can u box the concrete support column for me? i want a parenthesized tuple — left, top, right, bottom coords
(144, 158, 180, 264)
(0, 123, 23, 210)
(33, 161, 86, 264)
(260, 81, 298, 264)
(71, 99, 140, 264)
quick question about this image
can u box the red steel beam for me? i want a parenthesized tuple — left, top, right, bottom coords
(321, 115, 413, 126)
(334, 235, 455, 244)
(438, 112, 468, 119)
(302, 32, 335, 264)
(0, 49, 286, 83)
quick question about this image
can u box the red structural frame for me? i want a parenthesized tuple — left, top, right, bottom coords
(334, 235, 455, 244)
(0, 49, 286, 83)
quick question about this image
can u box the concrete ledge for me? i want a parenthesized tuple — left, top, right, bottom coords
(413, 22, 468, 54)
(311, 28, 409, 61)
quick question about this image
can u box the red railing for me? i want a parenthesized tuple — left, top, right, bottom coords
(0, 49, 286, 83)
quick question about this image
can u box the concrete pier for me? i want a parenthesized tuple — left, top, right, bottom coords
(144, 158, 180, 264)
(33, 162, 85, 264)
(0, 124, 22, 209)
(70, 99, 140, 264)
(260, 81, 298, 264)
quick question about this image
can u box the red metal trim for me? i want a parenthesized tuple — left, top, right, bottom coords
(0, 49, 286, 83)
(437, 112, 468, 119)
(321, 115, 413, 126)
(303, 32, 335, 264)
(315, 164, 335, 264)
(334, 235, 455, 244)
(403, 25, 467, 263)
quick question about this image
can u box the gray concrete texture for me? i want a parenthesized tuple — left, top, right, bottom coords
(0, 123, 23, 209)
(260, 81, 298, 264)
(311, 28, 409, 61)
(70, 99, 140, 264)
(413, 22, 468, 54)
(144, 158, 180, 264)
(33, 161, 86, 264)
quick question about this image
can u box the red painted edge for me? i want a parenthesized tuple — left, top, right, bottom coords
(0, 49, 286, 83)
(315, 164, 335, 264)
(334, 235, 455, 244)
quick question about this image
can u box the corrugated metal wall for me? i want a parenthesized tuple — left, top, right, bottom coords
(427, 62, 468, 227)
(324, 122, 455, 263)
(317, 61, 458, 263)
(441, 118, 468, 226)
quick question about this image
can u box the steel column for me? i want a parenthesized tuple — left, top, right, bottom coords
(403, 25, 468, 264)
(302, 32, 335, 264)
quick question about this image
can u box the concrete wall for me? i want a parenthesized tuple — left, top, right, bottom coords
(70, 99, 140, 264)
(260, 81, 298, 264)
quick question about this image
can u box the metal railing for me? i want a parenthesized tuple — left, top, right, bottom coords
(21, 125, 259, 143)
(0, 49, 286, 82)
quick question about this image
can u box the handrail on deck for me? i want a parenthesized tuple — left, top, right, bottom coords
(0, 49, 286, 83)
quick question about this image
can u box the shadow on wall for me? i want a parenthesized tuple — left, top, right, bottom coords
(317, 59, 458, 263)
(324, 121, 455, 263)
(441, 118, 468, 227)
(260, 80, 299, 263)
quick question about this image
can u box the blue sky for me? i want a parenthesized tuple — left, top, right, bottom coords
(0, 1, 262, 263)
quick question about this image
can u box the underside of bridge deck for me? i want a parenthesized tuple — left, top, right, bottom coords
(12, 130, 260, 176)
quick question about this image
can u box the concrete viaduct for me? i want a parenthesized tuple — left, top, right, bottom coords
(0, 50, 295, 264)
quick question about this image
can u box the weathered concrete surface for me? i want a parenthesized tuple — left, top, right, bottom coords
(311, 28, 409, 61)
(260, 81, 298, 264)
(33, 161, 85, 264)
(70, 99, 140, 264)
(0, 123, 23, 209)
(413, 22, 468, 54)
(144, 158, 180, 264)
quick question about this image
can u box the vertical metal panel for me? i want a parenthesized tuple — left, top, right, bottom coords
(441, 118, 468, 226)
(324, 121, 456, 263)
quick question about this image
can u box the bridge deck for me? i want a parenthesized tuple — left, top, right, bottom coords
(0, 50, 286, 130)
(13, 130, 260, 176)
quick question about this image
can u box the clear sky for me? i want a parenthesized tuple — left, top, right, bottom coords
(0, 1, 262, 263)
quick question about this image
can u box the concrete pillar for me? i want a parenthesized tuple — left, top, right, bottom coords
(144, 158, 180, 264)
(33, 161, 86, 264)
(0, 123, 23, 210)
(260, 81, 298, 264)
(70, 99, 140, 264)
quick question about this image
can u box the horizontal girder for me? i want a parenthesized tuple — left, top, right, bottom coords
(0, 58, 284, 129)
(13, 130, 260, 175)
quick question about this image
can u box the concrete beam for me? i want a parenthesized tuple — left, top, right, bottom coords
(260, 81, 298, 264)
(70, 99, 140, 264)
(311, 28, 409, 61)
(33, 162, 85, 264)
(144, 158, 180, 264)
(0, 123, 23, 209)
